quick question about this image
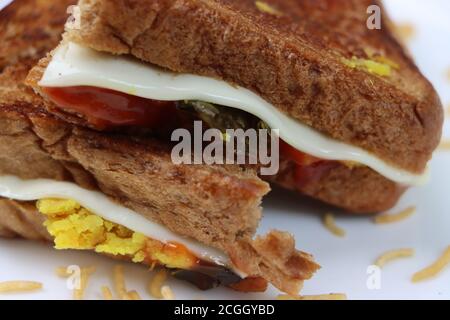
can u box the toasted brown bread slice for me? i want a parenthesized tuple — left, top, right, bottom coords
(61, 0, 443, 174)
(0, 0, 319, 294)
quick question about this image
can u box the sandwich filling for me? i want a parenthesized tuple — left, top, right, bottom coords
(38, 42, 428, 186)
(0, 175, 268, 291)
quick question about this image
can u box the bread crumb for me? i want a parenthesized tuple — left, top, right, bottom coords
(374, 206, 415, 224)
(0, 281, 42, 293)
(255, 1, 283, 17)
(323, 213, 346, 237)
(375, 248, 415, 268)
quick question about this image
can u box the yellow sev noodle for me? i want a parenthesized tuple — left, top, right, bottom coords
(55, 266, 96, 277)
(74, 270, 87, 300)
(277, 293, 347, 300)
(113, 265, 127, 299)
(55, 266, 95, 300)
(0, 281, 42, 293)
(412, 246, 450, 283)
(439, 140, 450, 151)
(126, 290, 142, 300)
(161, 286, 175, 300)
(323, 213, 346, 237)
(374, 206, 415, 224)
(375, 249, 415, 268)
(149, 269, 168, 299)
(395, 23, 415, 42)
(74, 267, 96, 300)
(55, 267, 70, 277)
(101, 286, 113, 300)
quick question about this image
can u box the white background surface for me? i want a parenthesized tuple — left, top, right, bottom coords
(0, 0, 12, 11)
(0, 0, 450, 300)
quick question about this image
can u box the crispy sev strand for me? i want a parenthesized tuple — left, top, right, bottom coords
(73, 267, 96, 300)
(277, 293, 347, 300)
(323, 213, 346, 237)
(148, 269, 168, 299)
(439, 140, 450, 150)
(0, 281, 42, 293)
(101, 286, 113, 300)
(161, 285, 175, 300)
(395, 23, 415, 42)
(113, 265, 127, 300)
(374, 206, 415, 224)
(122, 293, 133, 300)
(55, 266, 96, 278)
(55, 266, 70, 277)
(412, 246, 450, 282)
(127, 290, 142, 300)
(375, 249, 415, 268)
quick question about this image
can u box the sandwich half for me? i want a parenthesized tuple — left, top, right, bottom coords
(28, 0, 443, 213)
(0, 0, 319, 295)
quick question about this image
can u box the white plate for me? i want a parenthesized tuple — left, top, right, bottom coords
(1, 0, 450, 300)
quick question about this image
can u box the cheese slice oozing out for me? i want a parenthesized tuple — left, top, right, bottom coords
(39, 42, 429, 186)
(0, 175, 236, 272)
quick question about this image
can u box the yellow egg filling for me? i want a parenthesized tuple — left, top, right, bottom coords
(37, 199, 199, 269)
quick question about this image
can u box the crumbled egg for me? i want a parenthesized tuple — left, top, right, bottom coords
(37, 199, 198, 269)
(342, 48, 400, 77)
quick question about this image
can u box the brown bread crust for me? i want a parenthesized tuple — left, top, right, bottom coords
(0, 200, 51, 241)
(64, 0, 443, 173)
(268, 160, 406, 214)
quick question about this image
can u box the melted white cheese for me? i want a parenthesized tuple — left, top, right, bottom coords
(39, 42, 429, 186)
(0, 175, 235, 271)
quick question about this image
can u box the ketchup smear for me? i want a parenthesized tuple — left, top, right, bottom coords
(43, 86, 181, 130)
